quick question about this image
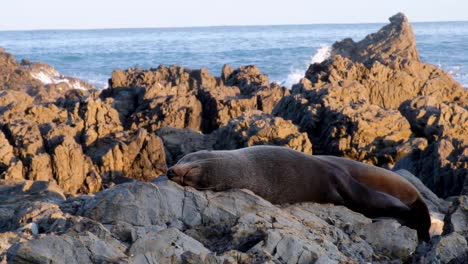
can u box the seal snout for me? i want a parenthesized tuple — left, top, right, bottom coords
(166, 165, 186, 185)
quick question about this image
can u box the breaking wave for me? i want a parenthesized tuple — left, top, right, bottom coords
(282, 44, 331, 88)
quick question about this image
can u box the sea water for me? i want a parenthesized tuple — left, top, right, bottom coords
(0, 22, 467, 89)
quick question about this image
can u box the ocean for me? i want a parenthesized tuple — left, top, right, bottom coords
(0, 22, 467, 89)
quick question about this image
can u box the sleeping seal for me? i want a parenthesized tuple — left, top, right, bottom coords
(166, 146, 431, 241)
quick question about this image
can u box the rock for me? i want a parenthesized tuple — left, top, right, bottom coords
(7, 232, 126, 264)
(78, 96, 123, 146)
(214, 111, 312, 154)
(0, 130, 19, 179)
(50, 135, 94, 194)
(225, 65, 270, 95)
(21, 60, 96, 94)
(0, 50, 44, 100)
(87, 128, 167, 182)
(156, 127, 216, 165)
(198, 86, 257, 131)
(0, 49, 93, 103)
(423, 233, 468, 264)
(129, 93, 203, 132)
(394, 137, 467, 197)
(77, 182, 420, 263)
(0, 180, 65, 232)
(0, 90, 34, 118)
(220, 64, 234, 84)
(350, 220, 418, 260)
(394, 169, 450, 214)
(128, 228, 210, 264)
(255, 83, 290, 113)
(2, 120, 53, 181)
(444, 196, 468, 238)
(400, 96, 468, 141)
(332, 13, 419, 64)
(304, 14, 467, 109)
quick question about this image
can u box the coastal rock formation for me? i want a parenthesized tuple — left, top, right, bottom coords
(87, 128, 167, 182)
(0, 49, 95, 103)
(0, 181, 408, 263)
(214, 111, 312, 153)
(3, 178, 467, 263)
(109, 64, 289, 133)
(274, 13, 467, 192)
(1, 12, 468, 263)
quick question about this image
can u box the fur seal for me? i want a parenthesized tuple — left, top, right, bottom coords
(166, 146, 431, 241)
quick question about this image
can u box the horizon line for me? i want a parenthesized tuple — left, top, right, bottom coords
(1, 19, 467, 32)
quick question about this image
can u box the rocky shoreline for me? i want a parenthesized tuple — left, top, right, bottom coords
(0, 13, 467, 263)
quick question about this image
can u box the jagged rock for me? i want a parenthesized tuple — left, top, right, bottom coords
(444, 196, 468, 238)
(214, 111, 312, 154)
(24, 104, 68, 127)
(275, 13, 466, 168)
(198, 85, 257, 132)
(76, 181, 420, 262)
(156, 127, 216, 165)
(0, 90, 34, 119)
(0, 50, 44, 98)
(110, 65, 196, 97)
(21, 60, 95, 92)
(255, 83, 290, 113)
(394, 137, 467, 197)
(317, 102, 413, 166)
(423, 233, 468, 263)
(225, 65, 270, 95)
(0, 180, 65, 233)
(129, 93, 203, 132)
(303, 14, 467, 109)
(50, 135, 97, 195)
(78, 97, 123, 146)
(2, 120, 53, 181)
(0, 49, 94, 103)
(109, 64, 287, 134)
(332, 12, 419, 64)
(220, 64, 234, 84)
(0, 130, 18, 178)
(275, 86, 427, 168)
(87, 128, 166, 182)
(400, 96, 468, 141)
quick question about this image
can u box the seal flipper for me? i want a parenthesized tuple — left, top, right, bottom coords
(334, 172, 431, 241)
(333, 172, 411, 221)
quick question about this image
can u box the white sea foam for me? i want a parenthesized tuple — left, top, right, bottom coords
(31, 71, 57, 85)
(282, 44, 332, 88)
(311, 44, 332, 64)
(31, 70, 87, 90)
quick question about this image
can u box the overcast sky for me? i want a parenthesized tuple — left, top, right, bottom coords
(1, 0, 467, 30)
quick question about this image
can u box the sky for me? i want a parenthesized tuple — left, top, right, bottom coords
(1, 0, 467, 30)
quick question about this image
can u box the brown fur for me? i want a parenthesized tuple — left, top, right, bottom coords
(167, 146, 431, 241)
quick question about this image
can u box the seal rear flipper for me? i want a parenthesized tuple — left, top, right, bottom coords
(334, 173, 411, 219)
(407, 198, 431, 242)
